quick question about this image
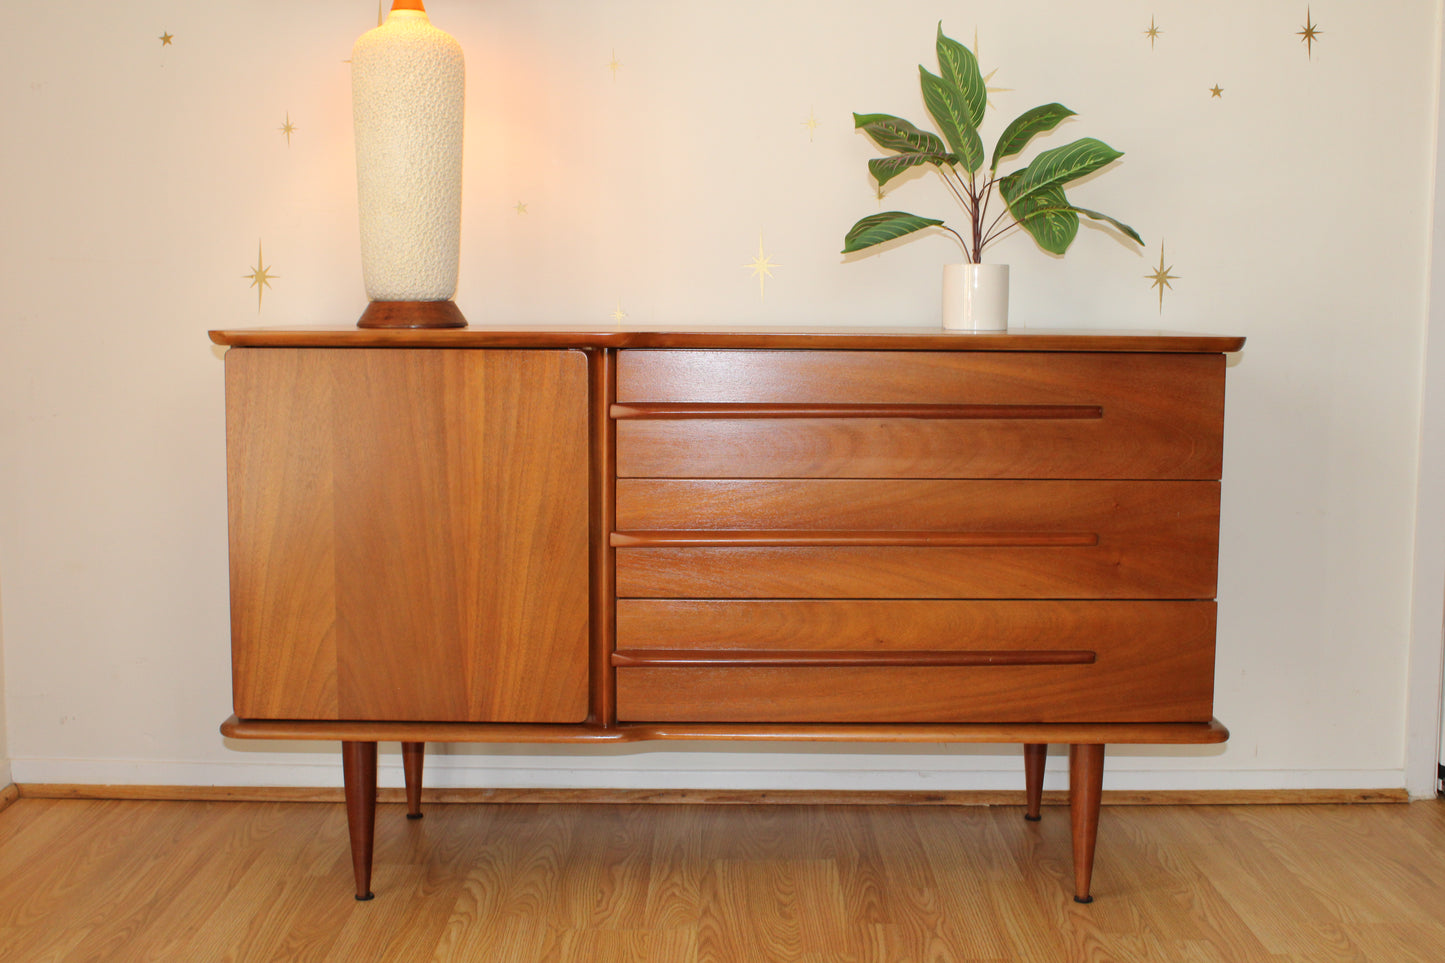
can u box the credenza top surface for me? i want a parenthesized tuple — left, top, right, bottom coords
(209, 325, 1245, 353)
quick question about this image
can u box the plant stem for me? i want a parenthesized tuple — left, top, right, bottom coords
(971, 170, 986, 262)
(938, 167, 977, 262)
(980, 204, 1017, 250)
(976, 174, 995, 248)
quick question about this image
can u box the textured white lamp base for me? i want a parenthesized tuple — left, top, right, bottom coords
(942, 263, 1010, 332)
(352, 7, 465, 325)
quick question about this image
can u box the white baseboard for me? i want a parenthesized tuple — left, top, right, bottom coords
(7, 752, 1406, 795)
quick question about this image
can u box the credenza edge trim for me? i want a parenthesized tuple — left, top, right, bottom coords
(220, 714, 1228, 745)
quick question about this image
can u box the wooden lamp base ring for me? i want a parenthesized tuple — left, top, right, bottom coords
(357, 300, 467, 329)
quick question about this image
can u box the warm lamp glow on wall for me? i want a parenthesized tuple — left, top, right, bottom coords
(352, 0, 466, 328)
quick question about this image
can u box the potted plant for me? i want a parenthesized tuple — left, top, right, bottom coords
(843, 24, 1144, 330)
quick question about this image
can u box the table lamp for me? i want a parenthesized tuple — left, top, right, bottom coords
(352, 0, 466, 328)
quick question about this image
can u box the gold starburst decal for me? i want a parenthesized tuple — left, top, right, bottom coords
(244, 242, 277, 313)
(607, 50, 622, 80)
(1146, 245, 1179, 314)
(610, 300, 628, 322)
(744, 235, 779, 301)
(1298, 8, 1322, 58)
(279, 112, 297, 146)
(1144, 17, 1161, 49)
(802, 108, 820, 142)
(159, 31, 173, 46)
(514, 201, 528, 215)
(974, 31, 1012, 107)
(1209, 84, 1224, 98)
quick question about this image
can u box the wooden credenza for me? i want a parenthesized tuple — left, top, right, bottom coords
(210, 325, 1244, 903)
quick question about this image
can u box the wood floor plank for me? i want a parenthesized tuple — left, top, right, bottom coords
(1, 797, 1443, 961)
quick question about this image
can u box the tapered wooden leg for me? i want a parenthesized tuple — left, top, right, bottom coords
(1023, 743, 1047, 821)
(342, 741, 378, 901)
(1068, 743, 1105, 904)
(402, 742, 425, 820)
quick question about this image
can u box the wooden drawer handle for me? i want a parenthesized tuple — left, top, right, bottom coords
(611, 530, 1100, 548)
(611, 403, 1103, 420)
(612, 649, 1099, 668)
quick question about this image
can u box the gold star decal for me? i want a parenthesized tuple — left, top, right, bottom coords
(1146, 245, 1179, 314)
(244, 242, 277, 313)
(610, 300, 628, 322)
(975, 30, 1012, 107)
(279, 112, 297, 146)
(1144, 17, 1161, 49)
(607, 50, 622, 80)
(1209, 84, 1224, 98)
(514, 201, 528, 215)
(744, 235, 779, 301)
(159, 31, 174, 46)
(1298, 8, 1322, 58)
(802, 108, 820, 142)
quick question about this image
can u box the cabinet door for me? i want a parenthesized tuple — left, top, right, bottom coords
(226, 348, 590, 723)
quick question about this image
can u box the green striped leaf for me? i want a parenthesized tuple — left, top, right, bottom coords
(1005, 185, 1080, 255)
(1074, 207, 1145, 246)
(935, 24, 986, 127)
(998, 137, 1124, 211)
(843, 211, 945, 253)
(868, 153, 948, 188)
(991, 103, 1076, 171)
(853, 113, 947, 156)
(920, 67, 983, 172)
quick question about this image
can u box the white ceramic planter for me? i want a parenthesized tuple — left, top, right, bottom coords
(352, 8, 465, 303)
(942, 263, 1009, 332)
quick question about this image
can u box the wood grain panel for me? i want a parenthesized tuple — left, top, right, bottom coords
(615, 351, 1224, 479)
(617, 416, 1220, 479)
(617, 604, 1216, 722)
(226, 350, 340, 719)
(616, 349, 1223, 405)
(226, 348, 590, 723)
(616, 478, 1217, 532)
(615, 599, 1216, 653)
(614, 482, 1219, 599)
(615, 600, 1215, 721)
(616, 544, 1216, 599)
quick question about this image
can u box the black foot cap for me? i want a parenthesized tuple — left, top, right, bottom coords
(1073, 895, 1094, 904)
(1023, 813, 1042, 822)
(406, 812, 424, 820)
(355, 892, 375, 902)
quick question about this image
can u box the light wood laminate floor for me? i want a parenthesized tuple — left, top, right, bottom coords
(1, 796, 1443, 962)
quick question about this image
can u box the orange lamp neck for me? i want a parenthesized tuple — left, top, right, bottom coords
(391, 0, 426, 11)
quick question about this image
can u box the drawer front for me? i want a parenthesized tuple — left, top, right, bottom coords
(614, 479, 1219, 599)
(617, 349, 1225, 406)
(614, 601, 1216, 723)
(615, 350, 1224, 480)
(616, 599, 1215, 652)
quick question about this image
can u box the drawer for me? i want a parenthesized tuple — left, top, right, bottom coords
(613, 600, 1216, 723)
(613, 479, 1219, 599)
(615, 350, 1225, 480)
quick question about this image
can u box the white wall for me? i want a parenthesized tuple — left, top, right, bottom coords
(1, 1, 1442, 794)
(0, 582, 10, 789)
